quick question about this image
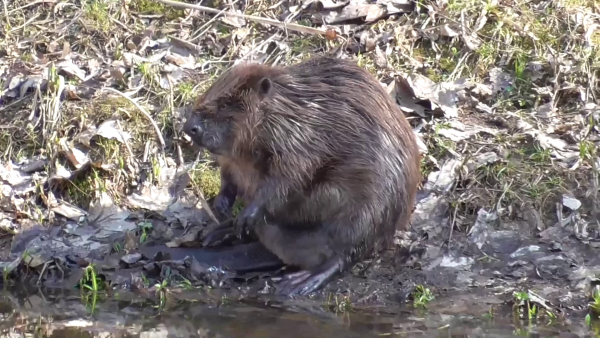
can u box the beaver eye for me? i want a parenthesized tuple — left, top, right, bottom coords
(195, 108, 211, 117)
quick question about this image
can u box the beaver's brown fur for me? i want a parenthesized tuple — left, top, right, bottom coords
(183, 55, 421, 295)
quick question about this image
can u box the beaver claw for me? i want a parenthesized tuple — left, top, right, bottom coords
(211, 193, 235, 221)
(202, 220, 238, 247)
(233, 203, 264, 238)
(275, 257, 345, 296)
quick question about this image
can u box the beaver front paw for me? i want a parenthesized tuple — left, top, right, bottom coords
(233, 202, 265, 239)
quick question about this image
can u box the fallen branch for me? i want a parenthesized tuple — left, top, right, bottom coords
(151, 0, 330, 37)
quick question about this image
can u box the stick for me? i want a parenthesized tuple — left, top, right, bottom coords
(102, 87, 166, 149)
(151, 0, 329, 36)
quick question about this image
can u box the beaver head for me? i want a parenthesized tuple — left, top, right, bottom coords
(183, 64, 280, 156)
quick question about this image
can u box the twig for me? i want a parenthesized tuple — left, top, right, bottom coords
(0, 96, 29, 113)
(151, 0, 329, 37)
(115, 120, 135, 160)
(2, 0, 10, 31)
(108, 15, 132, 33)
(196, 190, 221, 227)
(448, 51, 471, 81)
(8, 13, 40, 34)
(7, 0, 55, 14)
(189, 162, 221, 226)
(40, 72, 65, 146)
(167, 35, 203, 54)
(238, 33, 280, 62)
(37, 261, 50, 286)
(162, 75, 219, 225)
(592, 156, 600, 233)
(448, 204, 458, 243)
(189, 0, 241, 42)
(102, 87, 166, 150)
(166, 75, 184, 167)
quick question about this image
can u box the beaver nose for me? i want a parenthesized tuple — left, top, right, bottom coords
(189, 126, 201, 135)
(183, 115, 203, 137)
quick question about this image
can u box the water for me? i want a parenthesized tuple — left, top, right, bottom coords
(0, 286, 594, 338)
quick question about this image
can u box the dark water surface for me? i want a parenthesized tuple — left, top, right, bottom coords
(0, 286, 594, 338)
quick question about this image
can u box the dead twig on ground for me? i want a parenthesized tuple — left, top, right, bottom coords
(7, 0, 56, 14)
(7, 13, 41, 34)
(1, 0, 10, 32)
(166, 75, 184, 167)
(151, 0, 331, 37)
(102, 87, 166, 150)
(189, 0, 241, 42)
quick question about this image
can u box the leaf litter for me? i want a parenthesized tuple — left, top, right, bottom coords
(0, 0, 600, 334)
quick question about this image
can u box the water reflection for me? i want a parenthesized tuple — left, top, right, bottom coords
(0, 286, 593, 338)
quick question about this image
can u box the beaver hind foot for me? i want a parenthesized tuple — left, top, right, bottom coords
(275, 257, 345, 296)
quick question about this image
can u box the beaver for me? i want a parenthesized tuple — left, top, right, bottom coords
(183, 55, 421, 296)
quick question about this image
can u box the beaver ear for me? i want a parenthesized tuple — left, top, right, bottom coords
(255, 77, 272, 99)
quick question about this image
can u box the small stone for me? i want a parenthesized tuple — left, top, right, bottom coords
(121, 253, 142, 264)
